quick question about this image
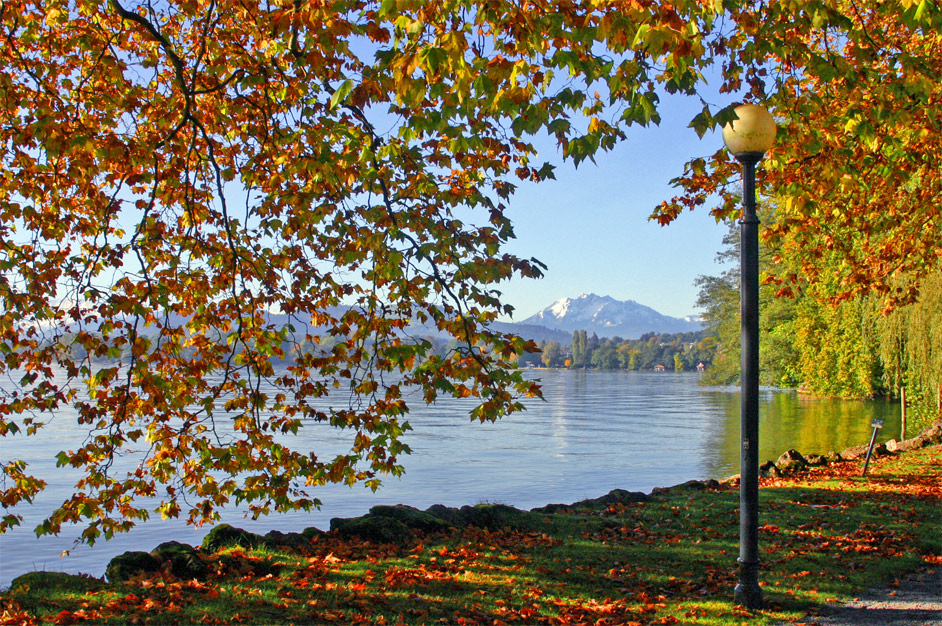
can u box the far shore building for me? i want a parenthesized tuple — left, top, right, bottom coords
(653, 364, 666, 372)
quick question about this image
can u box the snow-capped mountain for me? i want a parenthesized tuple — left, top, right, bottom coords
(520, 293, 701, 339)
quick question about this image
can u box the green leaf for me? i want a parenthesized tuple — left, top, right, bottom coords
(329, 80, 354, 110)
(688, 104, 713, 139)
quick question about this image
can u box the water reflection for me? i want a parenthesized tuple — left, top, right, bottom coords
(699, 386, 900, 479)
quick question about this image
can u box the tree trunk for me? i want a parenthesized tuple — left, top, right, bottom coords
(900, 386, 907, 441)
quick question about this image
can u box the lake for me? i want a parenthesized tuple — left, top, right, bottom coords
(0, 369, 900, 588)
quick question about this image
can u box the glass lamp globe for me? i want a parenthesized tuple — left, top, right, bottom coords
(722, 104, 776, 157)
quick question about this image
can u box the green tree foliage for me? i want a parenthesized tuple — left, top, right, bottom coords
(698, 214, 942, 429)
(541, 341, 562, 368)
(571, 330, 587, 369)
(694, 214, 798, 387)
(537, 331, 713, 372)
(791, 297, 879, 399)
(590, 342, 618, 370)
(874, 271, 942, 429)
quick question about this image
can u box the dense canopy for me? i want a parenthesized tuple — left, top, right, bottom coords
(658, 0, 941, 306)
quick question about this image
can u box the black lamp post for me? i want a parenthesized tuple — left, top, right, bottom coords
(722, 103, 776, 610)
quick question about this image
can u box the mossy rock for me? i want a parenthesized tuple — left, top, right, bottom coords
(262, 530, 310, 551)
(369, 504, 453, 533)
(152, 541, 209, 580)
(840, 444, 868, 460)
(805, 453, 828, 467)
(652, 480, 716, 495)
(10, 571, 102, 593)
(201, 524, 261, 553)
(759, 461, 782, 478)
(331, 515, 412, 545)
(301, 526, 327, 541)
(533, 488, 648, 514)
(457, 504, 534, 530)
(530, 502, 574, 514)
(776, 449, 809, 473)
(425, 504, 462, 524)
(582, 488, 650, 506)
(106, 551, 161, 583)
(918, 420, 942, 445)
(213, 552, 285, 578)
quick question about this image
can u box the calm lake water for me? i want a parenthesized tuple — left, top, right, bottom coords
(0, 369, 900, 587)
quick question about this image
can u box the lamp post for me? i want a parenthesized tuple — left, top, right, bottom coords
(722, 103, 776, 610)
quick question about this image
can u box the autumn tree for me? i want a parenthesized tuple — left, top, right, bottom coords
(2, 0, 939, 544)
(658, 0, 942, 308)
(541, 341, 562, 368)
(0, 0, 731, 541)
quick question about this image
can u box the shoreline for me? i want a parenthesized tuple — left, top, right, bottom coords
(3, 427, 939, 625)
(8, 420, 940, 591)
(1, 373, 905, 589)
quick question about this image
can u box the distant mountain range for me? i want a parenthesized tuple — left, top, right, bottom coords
(514, 293, 702, 340)
(489, 321, 572, 343)
(69, 295, 698, 346)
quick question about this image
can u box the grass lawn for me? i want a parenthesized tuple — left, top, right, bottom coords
(2, 445, 939, 625)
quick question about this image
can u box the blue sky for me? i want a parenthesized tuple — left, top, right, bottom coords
(498, 94, 734, 322)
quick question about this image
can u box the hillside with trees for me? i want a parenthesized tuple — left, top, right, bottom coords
(516, 330, 715, 372)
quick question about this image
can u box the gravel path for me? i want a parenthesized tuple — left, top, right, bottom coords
(787, 567, 942, 626)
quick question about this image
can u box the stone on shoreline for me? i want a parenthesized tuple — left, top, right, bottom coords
(201, 523, 262, 553)
(651, 480, 721, 496)
(302, 526, 327, 540)
(804, 453, 828, 467)
(775, 449, 809, 473)
(10, 571, 102, 593)
(331, 515, 413, 545)
(425, 504, 463, 524)
(262, 529, 311, 551)
(330, 504, 455, 545)
(105, 551, 161, 583)
(841, 442, 889, 460)
(152, 541, 209, 580)
(826, 450, 843, 463)
(759, 461, 782, 478)
(532, 488, 648, 513)
(369, 504, 454, 533)
(329, 502, 539, 544)
(456, 503, 533, 530)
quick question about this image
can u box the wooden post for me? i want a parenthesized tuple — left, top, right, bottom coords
(900, 386, 907, 441)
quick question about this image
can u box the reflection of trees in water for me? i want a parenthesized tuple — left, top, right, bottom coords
(699, 390, 901, 479)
